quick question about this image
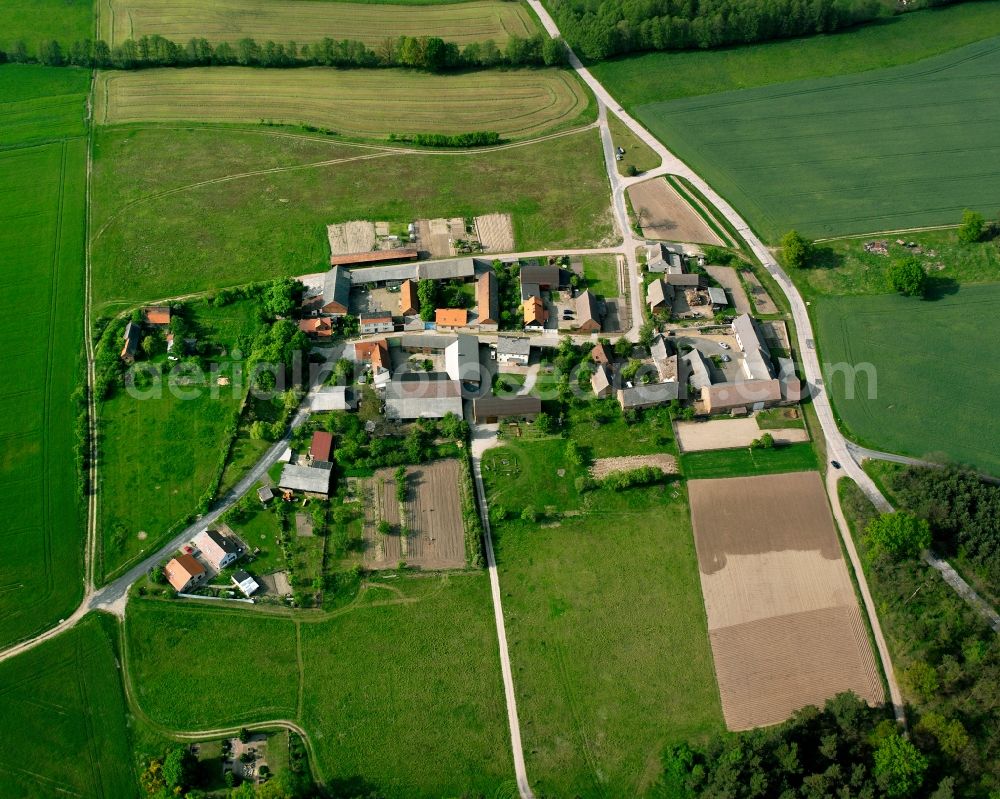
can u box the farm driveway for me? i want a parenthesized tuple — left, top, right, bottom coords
(676, 417, 809, 453)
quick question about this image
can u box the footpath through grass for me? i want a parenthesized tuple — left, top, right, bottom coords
(0, 614, 136, 797)
(125, 573, 515, 798)
(0, 67, 89, 648)
(632, 37, 1000, 241)
(91, 124, 613, 310)
(592, 1, 1000, 107)
(816, 283, 1000, 478)
(483, 415, 723, 797)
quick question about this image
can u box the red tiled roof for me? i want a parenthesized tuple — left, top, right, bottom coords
(310, 431, 334, 462)
(329, 248, 418, 266)
(435, 308, 468, 327)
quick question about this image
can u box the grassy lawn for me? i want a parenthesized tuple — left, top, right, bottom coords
(484, 433, 722, 797)
(231, 501, 287, 576)
(91, 125, 613, 310)
(816, 283, 1000, 478)
(795, 230, 1000, 302)
(632, 36, 1000, 241)
(0, 0, 93, 54)
(125, 573, 515, 797)
(680, 442, 818, 479)
(0, 68, 88, 648)
(591, 2, 1000, 107)
(0, 614, 136, 798)
(567, 399, 675, 457)
(581, 254, 619, 297)
(99, 0, 536, 47)
(97, 299, 259, 580)
(607, 113, 660, 175)
(755, 407, 806, 430)
(96, 67, 592, 140)
(125, 598, 300, 727)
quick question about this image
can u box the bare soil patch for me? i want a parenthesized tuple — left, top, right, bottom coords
(588, 453, 677, 479)
(327, 220, 375, 256)
(627, 178, 722, 245)
(675, 418, 808, 453)
(362, 459, 466, 570)
(704, 265, 752, 314)
(688, 471, 882, 730)
(475, 213, 515, 253)
(743, 270, 778, 315)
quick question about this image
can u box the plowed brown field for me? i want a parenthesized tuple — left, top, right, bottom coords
(688, 471, 882, 730)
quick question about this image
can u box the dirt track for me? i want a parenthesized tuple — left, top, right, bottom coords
(627, 178, 722, 245)
(688, 471, 883, 730)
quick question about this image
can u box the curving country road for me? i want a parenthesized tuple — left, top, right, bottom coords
(526, 0, 908, 728)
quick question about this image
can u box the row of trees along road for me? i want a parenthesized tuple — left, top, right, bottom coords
(0, 32, 567, 72)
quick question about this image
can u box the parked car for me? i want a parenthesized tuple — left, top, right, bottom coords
(719, 342, 730, 350)
(831, 460, 842, 469)
(720, 354, 731, 362)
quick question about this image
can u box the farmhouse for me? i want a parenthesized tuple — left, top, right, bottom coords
(646, 243, 684, 274)
(399, 279, 419, 316)
(311, 386, 355, 412)
(618, 381, 681, 410)
(399, 333, 453, 354)
(682, 349, 714, 391)
(733, 313, 776, 381)
(647, 279, 674, 314)
(496, 336, 531, 366)
(310, 431, 334, 464)
(523, 295, 547, 331)
(329, 247, 418, 267)
(384, 379, 463, 419)
(520, 264, 562, 292)
(778, 357, 803, 402)
(574, 289, 603, 333)
(194, 527, 241, 571)
(348, 256, 476, 286)
(476, 271, 499, 331)
(445, 335, 481, 386)
(701, 379, 782, 413)
(320, 266, 352, 316)
(231, 570, 260, 597)
(435, 308, 469, 330)
(473, 395, 542, 423)
(120, 320, 141, 363)
(663, 273, 702, 288)
(359, 312, 393, 335)
(592, 364, 613, 398)
(650, 336, 680, 382)
(355, 338, 389, 372)
(279, 462, 334, 498)
(590, 342, 612, 366)
(143, 306, 171, 326)
(298, 317, 334, 337)
(164, 554, 206, 593)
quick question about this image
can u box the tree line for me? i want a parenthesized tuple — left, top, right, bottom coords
(0, 32, 567, 72)
(545, 0, 961, 61)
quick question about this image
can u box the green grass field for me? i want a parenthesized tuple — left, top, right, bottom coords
(795, 230, 1000, 302)
(0, 68, 89, 648)
(97, 299, 258, 580)
(591, 1, 1000, 107)
(0, 615, 136, 797)
(90, 125, 612, 310)
(98, 0, 536, 48)
(607, 113, 660, 175)
(0, 0, 93, 54)
(0, 65, 90, 147)
(95, 67, 591, 140)
(632, 37, 1000, 241)
(816, 283, 1000, 477)
(125, 574, 515, 797)
(484, 435, 723, 797)
(581, 254, 618, 296)
(679, 442, 819, 479)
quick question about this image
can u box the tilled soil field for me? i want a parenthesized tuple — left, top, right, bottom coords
(362, 459, 466, 570)
(627, 177, 722, 245)
(688, 471, 882, 730)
